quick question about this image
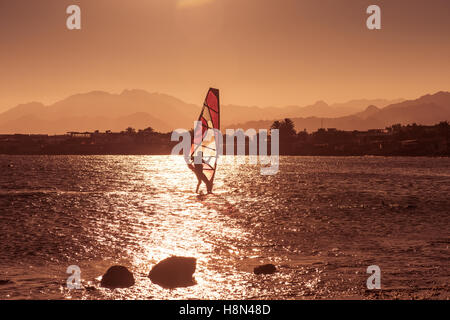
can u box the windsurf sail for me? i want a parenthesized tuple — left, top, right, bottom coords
(190, 88, 220, 189)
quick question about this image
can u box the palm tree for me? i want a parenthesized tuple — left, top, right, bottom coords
(270, 118, 296, 140)
(283, 118, 296, 136)
(271, 120, 281, 130)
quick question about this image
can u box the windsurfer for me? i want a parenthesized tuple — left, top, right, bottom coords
(188, 151, 212, 194)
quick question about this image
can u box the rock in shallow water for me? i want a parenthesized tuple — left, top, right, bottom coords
(149, 256, 196, 289)
(100, 266, 135, 289)
(254, 264, 277, 275)
(0, 279, 13, 285)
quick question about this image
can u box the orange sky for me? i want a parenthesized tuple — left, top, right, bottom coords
(0, 0, 449, 112)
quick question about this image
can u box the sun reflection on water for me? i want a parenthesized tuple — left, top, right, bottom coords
(3, 156, 446, 299)
(60, 156, 256, 299)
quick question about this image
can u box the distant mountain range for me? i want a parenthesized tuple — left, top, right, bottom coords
(228, 91, 450, 132)
(0, 89, 448, 134)
(0, 90, 197, 134)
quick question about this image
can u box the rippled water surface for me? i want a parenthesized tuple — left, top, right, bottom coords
(0, 156, 449, 299)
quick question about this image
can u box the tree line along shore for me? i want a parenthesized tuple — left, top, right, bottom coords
(0, 120, 449, 156)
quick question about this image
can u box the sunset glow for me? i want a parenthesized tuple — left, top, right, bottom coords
(0, 0, 449, 110)
(0, 0, 448, 306)
(176, 0, 216, 9)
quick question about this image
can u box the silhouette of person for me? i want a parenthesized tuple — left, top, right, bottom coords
(188, 151, 212, 194)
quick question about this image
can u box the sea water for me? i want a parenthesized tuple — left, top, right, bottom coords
(0, 155, 448, 299)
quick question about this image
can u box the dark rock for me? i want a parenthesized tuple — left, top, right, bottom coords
(149, 256, 196, 289)
(100, 266, 135, 289)
(84, 286, 96, 292)
(0, 279, 13, 285)
(254, 264, 277, 275)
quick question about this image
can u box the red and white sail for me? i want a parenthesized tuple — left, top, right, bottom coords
(190, 88, 220, 185)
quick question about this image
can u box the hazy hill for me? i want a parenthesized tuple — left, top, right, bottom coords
(279, 99, 402, 118)
(0, 90, 198, 134)
(352, 105, 381, 120)
(222, 99, 401, 125)
(368, 91, 450, 126)
(4, 88, 447, 135)
(228, 92, 450, 132)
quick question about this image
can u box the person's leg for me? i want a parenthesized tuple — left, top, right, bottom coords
(199, 173, 213, 194)
(196, 179, 201, 193)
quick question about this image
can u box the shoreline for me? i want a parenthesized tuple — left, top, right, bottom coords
(1, 153, 449, 157)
